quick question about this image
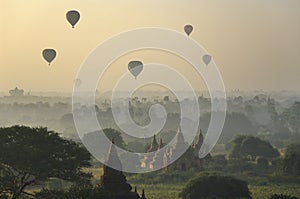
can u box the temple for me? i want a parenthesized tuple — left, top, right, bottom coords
(9, 87, 24, 97)
(101, 139, 146, 199)
(141, 128, 205, 171)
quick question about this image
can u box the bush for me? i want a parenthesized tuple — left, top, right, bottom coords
(257, 157, 269, 168)
(180, 172, 251, 199)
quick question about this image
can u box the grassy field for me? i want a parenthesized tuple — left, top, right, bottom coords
(96, 167, 300, 199)
(130, 184, 182, 199)
(250, 184, 300, 199)
(129, 183, 300, 199)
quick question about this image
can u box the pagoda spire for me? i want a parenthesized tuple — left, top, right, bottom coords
(158, 138, 163, 149)
(147, 135, 158, 152)
(194, 129, 203, 148)
(105, 138, 122, 170)
(101, 139, 133, 199)
(170, 127, 188, 161)
(174, 127, 185, 148)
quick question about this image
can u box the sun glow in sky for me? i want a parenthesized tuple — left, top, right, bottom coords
(1, 0, 300, 92)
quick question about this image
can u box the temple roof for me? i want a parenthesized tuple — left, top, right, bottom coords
(105, 138, 122, 170)
(194, 129, 204, 149)
(174, 127, 185, 147)
(147, 135, 158, 153)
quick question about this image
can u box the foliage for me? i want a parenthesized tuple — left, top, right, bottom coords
(0, 164, 17, 199)
(280, 101, 300, 134)
(269, 194, 298, 199)
(0, 125, 92, 199)
(257, 157, 269, 170)
(127, 182, 300, 199)
(180, 172, 251, 199)
(282, 144, 300, 176)
(163, 96, 170, 102)
(204, 154, 228, 172)
(127, 170, 196, 185)
(200, 112, 256, 143)
(229, 135, 279, 160)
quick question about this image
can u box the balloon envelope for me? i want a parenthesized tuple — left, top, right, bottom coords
(184, 25, 193, 36)
(203, 54, 212, 66)
(42, 49, 56, 65)
(66, 10, 80, 28)
(128, 61, 143, 78)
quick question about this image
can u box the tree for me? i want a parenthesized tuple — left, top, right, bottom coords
(200, 112, 256, 143)
(257, 157, 269, 169)
(0, 164, 16, 199)
(282, 144, 300, 176)
(180, 172, 251, 199)
(229, 135, 279, 161)
(280, 101, 300, 134)
(0, 125, 92, 199)
(163, 96, 169, 102)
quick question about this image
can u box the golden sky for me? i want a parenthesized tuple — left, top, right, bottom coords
(1, 0, 300, 93)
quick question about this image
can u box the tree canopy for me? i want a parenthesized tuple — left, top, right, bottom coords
(229, 135, 279, 160)
(0, 125, 92, 199)
(280, 101, 300, 134)
(180, 172, 251, 199)
(282, 143, 300, 176)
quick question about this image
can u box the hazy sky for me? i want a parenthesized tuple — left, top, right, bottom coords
(1, 0, 300, 93)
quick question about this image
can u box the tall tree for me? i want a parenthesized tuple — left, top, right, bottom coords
(282, 143, 300, 176)
(0, 126, 92, 199)
(280, 101, 300, 134)
(229, 135, 279, 160)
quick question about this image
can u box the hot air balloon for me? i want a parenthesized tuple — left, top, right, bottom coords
(184, 24, 193, 36)
(42, 49, 56, 65)
(128, 61, 143, 79)
(66, 10, 80, 28)
(203, 54, 212, 66)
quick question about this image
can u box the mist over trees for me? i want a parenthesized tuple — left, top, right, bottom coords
(1, 92, 300, 145)
(1, 91, 300, 198)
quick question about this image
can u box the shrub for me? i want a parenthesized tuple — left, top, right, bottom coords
(180, 172, 251, 199)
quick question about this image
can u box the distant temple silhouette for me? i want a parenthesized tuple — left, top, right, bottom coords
(101, 139, 146, 199)
(141, 128, 206, 171)
(100, 129, 207, 198)
(9, 87, 24, 97)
